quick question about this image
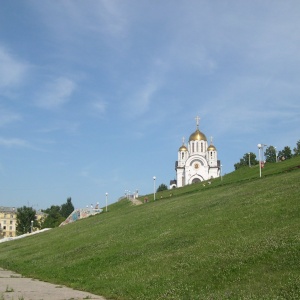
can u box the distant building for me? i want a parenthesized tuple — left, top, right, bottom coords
(36, 210, 47, 228)
(170, 116, 221, 188)
(0, 207, 17, 238)
(0, 207, 49, 238)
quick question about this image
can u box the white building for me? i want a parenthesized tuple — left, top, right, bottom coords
(170, 117, 221, 188)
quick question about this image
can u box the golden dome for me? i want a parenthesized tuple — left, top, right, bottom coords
(179, 145, 188, 151)
(189, 129, 207, 142)
(207, 144, 216, 151)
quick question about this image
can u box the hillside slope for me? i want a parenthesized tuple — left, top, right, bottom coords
(0, 158, 300, 300)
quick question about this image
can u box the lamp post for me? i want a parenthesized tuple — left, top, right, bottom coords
(248, 152, 251, 167)
(31, 220, 33, 233)
(220, 165, 223, 181)
(275, 146, 278, 162)
(258, 144, 267, 178)
(258, 144, 262, 178)
(105, 192, 108, 212)
(153, 176, 156, 200)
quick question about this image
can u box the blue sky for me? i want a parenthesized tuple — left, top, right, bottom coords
(1, 1, 299, 210)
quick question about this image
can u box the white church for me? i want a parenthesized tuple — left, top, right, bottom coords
(170, 116, 221, 188)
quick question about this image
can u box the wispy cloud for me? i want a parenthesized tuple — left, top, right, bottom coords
(0, 46, 29, 90)
(36, 77, 76, 109)
(95, 0, 128, 37)
(90, 100, 107, 115)
(126, 80, 161, 117)
(0, 137, 30, 148)
(202, 73, 300, 138)
(31, 1, 128, 42)
(36, 121, 80, 135)
(0, 107, 22, 127)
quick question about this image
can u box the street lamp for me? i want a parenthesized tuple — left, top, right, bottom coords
(220, 165, 223, 181)
(105, 192, 108, 212)
(258, 143, 267, 178)
(153, 176, 156, 200)
(31, 220, 33, 233)
(275, 146, 278, 162)
(258, 144, 262, 178)
(248, 152, 251, 167)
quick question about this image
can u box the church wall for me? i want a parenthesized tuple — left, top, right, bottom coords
(208, 150, 218, 167)
(186, 167, 209, 184)
(184, 155, 209, 183)
(208, 167, 219, 179)
(178, 150, 188, 167)
(176, 167, 185, 188)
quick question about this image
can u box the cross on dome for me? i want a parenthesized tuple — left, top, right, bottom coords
(182, 136, 185, 145)
(195, 116, 200, 129)
(210, 136, 214, 145)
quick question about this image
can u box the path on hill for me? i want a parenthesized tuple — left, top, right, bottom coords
(0, 268, 106, 300)
(129, 196, 143, 205)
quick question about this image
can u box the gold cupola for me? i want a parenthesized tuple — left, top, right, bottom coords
(189, 129, 207, 141)
(207, 144, 216, 151)
(179, 144, 188, 151)
(189, 115, 207, 141)
(179, 137, 188, 151)
(207, 136, 216, 151)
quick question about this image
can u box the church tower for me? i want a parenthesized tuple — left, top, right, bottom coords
(170, 116, 220, 189)
(176, 137, 188, 187)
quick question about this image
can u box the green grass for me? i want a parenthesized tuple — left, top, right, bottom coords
(0, 157, 300, 299)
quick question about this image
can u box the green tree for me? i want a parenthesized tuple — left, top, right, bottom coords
(264, 145, 276, 163)
(41, 205, 65, 229)
(40, 198, 75, 228)
(234, 152, 258, 170)
(278, 146, 292, 160)
(234, 162, 242, 170)
(16, 206, 39, 235)
(157, 183, 168, 192)
(293, 140, 300, 156)
(60, 197, 74, 218)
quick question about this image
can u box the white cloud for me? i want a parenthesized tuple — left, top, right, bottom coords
(91, 101, 106, 115)
(0, 46, 28, 90)
(36, 121, 80, 135)
(127, 80, 161, 117)
(202, 73, 300, 138)
(0, 107, 21, 127)
(36, 77, 76, 109)
(31, 1, 128, 42)
(80, 170, 89, 178)
(0, 137, 30, 148)
(96, 0, 128, 37)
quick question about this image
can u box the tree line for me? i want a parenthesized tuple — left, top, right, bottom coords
(16, 197, 74, 235)
(234, 140, 300, 170)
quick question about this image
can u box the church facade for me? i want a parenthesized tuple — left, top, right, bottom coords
(170, 117, 221, 188)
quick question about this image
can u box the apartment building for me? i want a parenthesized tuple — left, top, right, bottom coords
(0, 206, 17, 238)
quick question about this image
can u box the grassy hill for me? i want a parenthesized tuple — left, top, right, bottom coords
(0, 157, 300, 299)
